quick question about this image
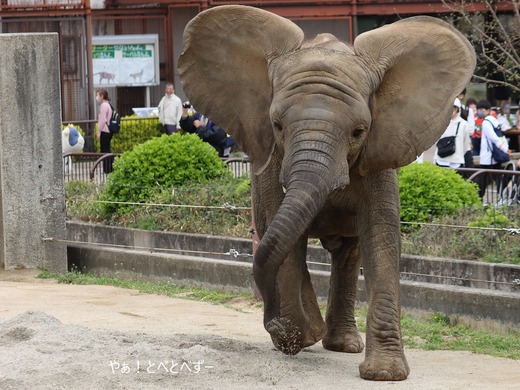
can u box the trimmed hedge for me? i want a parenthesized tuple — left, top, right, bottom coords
(94, 115, 163, 153)
(101, 132, 232, 213)
(398, 162, 481, 225)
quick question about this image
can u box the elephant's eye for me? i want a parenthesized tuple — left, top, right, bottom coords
(273, 120, 283, 132)
(353, 127, 364, 138)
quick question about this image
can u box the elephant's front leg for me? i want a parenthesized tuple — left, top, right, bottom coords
(320, 236, 364, 353)
(263, 236, 326, 355)
(357, 171, 409, 381)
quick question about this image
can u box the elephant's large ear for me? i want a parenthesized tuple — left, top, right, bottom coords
(354, 16, 476, 175)
(178, 5, 304, 173)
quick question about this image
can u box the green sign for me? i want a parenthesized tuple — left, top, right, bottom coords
(92, 40, 157, 86)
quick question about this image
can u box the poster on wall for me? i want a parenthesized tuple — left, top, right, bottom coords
(92, 34, 160, 87)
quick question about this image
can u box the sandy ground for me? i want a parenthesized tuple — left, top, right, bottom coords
(1, 269, 519, 390)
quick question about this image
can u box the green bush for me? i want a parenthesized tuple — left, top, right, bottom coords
(398, 162, 481, 226)
(94, 115, 163, 153)
(121, 176, 252, 235)
(401, 207, 520, 264)
(468, 207, 513, 228)
(101, 133, 232, 213)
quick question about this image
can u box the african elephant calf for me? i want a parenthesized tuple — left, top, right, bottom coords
(179, 5, 475, 381)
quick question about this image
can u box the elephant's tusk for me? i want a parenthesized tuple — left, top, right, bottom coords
(282, 186, 287, 194)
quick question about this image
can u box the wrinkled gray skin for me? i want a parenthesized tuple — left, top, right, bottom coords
(179, 5, 475, 381)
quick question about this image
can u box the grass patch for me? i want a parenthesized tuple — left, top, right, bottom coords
(356, 305, 520, 360)
(401, 206, 520, 264)
(66, 180, 520, 264)
(65, 177, 252, 237)
(37, 269, 253, 306)
(400, 313, 520, 360)
(39, 270, 519, 360)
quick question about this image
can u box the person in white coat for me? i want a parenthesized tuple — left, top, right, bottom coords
(434, 97, 471, 169)
(157, 82, 183, 135)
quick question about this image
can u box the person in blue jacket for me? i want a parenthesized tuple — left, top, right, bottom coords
(179, 102, 236, 157)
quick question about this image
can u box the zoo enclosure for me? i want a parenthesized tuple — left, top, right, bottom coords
(63, 151, 520, 208)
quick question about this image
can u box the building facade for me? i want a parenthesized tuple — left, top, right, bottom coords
(0, 0, 510, 124)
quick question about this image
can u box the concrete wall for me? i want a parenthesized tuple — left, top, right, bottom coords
(0, 34, 67, 272)
(67, 243, 520, 330)
(66, 222, 520, 329)
(67, 222, 520, 292)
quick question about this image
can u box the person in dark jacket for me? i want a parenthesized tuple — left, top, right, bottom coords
(179, 102, 236, 157)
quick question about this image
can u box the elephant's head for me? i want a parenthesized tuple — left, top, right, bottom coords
(179, 6, 474, 175)
(179, 5, 475, 350)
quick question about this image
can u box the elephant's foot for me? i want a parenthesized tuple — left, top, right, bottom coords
(322, 326, 364, 353)
(306, 317, 327, 347)
(266, 315, 325, 355)
(359, 352, 410, 381)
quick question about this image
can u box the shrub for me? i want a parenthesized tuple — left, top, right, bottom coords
(94, 115, 163, 153)
(468, 207, 513, 228)
(120, 176, 252, 236)
(101, 133, 232, 213)
(398, 162, 481, 226)
(401, 207, 520, 264)
(65, 180, 108, 222)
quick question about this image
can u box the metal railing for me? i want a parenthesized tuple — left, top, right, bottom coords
(63, 150, 519, 207)
(63, 154, 252, 184)
(222, 156, 251, 178)
(456, 162, 520, 206)
(63, 153, 519, 206)
(63, 153, 120, 184)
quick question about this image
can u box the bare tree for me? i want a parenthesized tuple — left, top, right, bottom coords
(443, 0, 520, 99)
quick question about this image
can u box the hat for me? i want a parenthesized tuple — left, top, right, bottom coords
(453, 97, 462, 108)
(476, 100, 492, 110)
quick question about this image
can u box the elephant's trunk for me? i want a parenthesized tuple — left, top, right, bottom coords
(253, 136, 344, 329)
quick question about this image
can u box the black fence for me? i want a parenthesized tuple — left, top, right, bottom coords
(63, 153, 120, 184)
(456, 163, 520, 206)
(63, 153, 250, 184)
(63, 152, 519, 207)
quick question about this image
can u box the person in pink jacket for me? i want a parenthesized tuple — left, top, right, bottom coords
(96, 89, 114, 174)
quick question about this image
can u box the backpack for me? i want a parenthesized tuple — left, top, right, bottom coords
(484, 119, 510, 163)
(108, 103, 121, 135)
(484, 118, 504, 137)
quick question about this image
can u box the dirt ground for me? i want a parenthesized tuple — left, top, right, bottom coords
(1, 269, 519, 390)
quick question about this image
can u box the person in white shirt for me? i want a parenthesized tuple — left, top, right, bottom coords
(475, 99, 511, 198)
(434, 97, 471, 169)
(477, 100, 509, 166)
(158, 82, 183, 135)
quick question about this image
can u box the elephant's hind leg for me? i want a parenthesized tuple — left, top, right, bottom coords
(268, 236, 326, 354)
(320, 236, 364, 353)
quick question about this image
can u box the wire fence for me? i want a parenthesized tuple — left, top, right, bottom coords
(46, 232, 520, 291)
(63, 156, 520, 266)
